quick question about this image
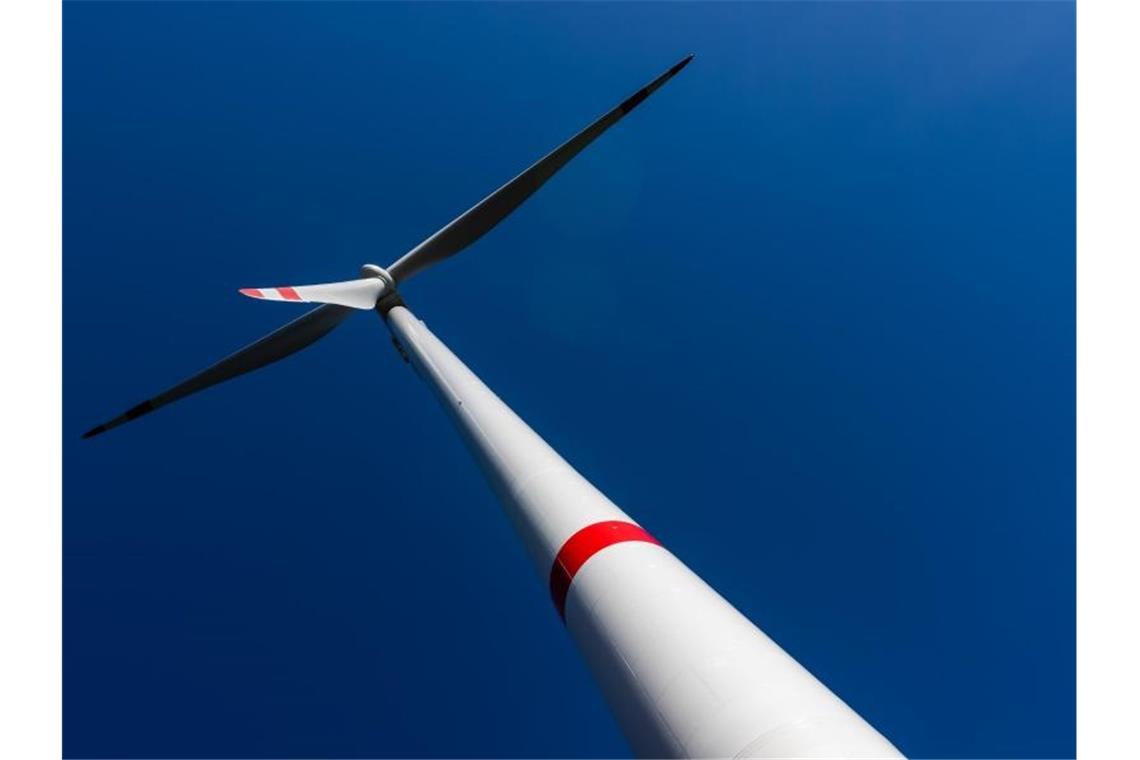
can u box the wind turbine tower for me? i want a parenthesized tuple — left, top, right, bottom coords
(85, 56, 904, 759)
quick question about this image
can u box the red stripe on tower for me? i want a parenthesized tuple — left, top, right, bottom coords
(549, 521, 661, 619)
(277, 287, 302, 301)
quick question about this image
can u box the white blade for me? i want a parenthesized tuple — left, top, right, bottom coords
(385, 54, 694, 284)
(239, 277, 388, 310)
(82, 304, 353, 438)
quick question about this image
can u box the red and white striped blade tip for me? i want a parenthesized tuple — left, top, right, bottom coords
(240, 287, 303, 301)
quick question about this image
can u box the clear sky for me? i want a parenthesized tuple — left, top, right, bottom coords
(65, 2, 1074, 757)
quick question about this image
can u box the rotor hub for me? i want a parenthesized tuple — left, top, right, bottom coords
(360, 264, 395, 289)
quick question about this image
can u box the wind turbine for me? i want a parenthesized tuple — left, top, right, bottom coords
(84, 55, 903, 759)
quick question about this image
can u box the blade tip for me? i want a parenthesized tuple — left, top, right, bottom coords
(659, 54, 694, 81)
(81, 424, 107, 439)
(239, 288, 264, 299)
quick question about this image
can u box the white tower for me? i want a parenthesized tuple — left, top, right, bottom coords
(382, 304, 902, 758)
(85, 55, 904, 758)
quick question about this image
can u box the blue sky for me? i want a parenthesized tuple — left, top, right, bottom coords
(65, 2, 1074, 757)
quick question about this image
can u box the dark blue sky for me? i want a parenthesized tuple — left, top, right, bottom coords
(65, 2, 1074, 757)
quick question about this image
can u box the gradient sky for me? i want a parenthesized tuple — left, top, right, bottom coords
(65, 2, 1074, 757)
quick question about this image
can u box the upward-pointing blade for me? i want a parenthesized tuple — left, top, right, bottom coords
(386, 54, 694, 284)
(81, 304, 353, 438)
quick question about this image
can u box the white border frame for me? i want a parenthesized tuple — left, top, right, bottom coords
(0, 0, 62, 758)
(1077, 1, 1140, 758)
(4, 0, 1132, 757)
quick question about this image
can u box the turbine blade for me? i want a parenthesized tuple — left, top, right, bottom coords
(386, 54, 694, 283)
(82, 304, 353, 439)
(239, 276, 388, 310)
